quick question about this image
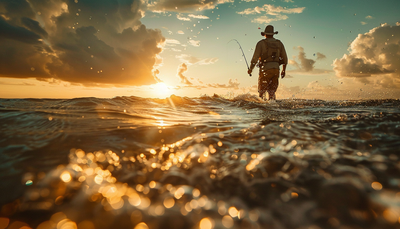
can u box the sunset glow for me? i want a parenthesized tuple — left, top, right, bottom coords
(152, 82, 174, 98)
(0, 0, 399, 99)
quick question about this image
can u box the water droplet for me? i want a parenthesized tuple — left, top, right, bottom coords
(371, 181, 382, 190)
(134, 222, 149, 229)
(199, 218, 214, 229)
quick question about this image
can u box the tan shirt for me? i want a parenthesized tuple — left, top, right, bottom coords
(249, 38, 288, 71)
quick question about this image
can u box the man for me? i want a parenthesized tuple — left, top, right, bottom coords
(248, 25, 288, 100)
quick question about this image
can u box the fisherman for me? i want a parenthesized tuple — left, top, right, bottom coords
(247, 25, 288, 100)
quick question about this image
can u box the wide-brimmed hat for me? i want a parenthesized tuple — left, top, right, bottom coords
(261, 25, 278, 36)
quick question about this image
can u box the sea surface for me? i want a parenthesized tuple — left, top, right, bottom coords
(0, 94, 400, 229)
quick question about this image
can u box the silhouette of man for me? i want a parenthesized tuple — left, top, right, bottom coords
(248, 25, 288, 100)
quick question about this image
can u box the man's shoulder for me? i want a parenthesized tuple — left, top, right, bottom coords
(270, 38, 281, 42)
(262, 38, 282, 43)
(256, 39, 266, 45)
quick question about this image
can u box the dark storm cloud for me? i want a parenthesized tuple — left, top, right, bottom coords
(0, 17, 42, 44)
(0, 0, 165, 86)
(21, 17, 48, 38)
(333, 23, 400, 85)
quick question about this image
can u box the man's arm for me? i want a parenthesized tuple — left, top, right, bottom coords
(248, 42, 262, 74)
(280, 42, 288, 78)
(281, 64, 286, 78)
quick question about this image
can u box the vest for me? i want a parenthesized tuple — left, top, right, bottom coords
(260, 38, 282, 64)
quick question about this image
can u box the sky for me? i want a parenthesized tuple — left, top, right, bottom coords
(0, 0, 399, 100)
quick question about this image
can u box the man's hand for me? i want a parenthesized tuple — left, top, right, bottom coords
(247, 69, 252, 75)
(281, 70, 285, 79)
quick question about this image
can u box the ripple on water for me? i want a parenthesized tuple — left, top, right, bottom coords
(0, 97, 400, 229)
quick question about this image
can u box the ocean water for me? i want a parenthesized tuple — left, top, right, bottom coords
(0, 94, 400, 229)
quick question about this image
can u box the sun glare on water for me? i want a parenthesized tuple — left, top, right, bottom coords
(152, 82, 173, 98)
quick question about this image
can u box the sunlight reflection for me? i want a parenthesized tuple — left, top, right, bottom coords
(157, 119, 167, 127)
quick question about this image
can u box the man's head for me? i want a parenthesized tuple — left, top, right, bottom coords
(261, 25, 278, 37)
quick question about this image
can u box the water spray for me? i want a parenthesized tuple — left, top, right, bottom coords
(228, 39, 252, 77)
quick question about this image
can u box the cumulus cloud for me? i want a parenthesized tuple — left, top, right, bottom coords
(177, 63, 192, 85)
(289, 46, 330, 74)
(148, 0, 233, 13)
(237, 4, 305, 24)
(207, 79, 240, 89)
(333, 23, 400, 88)
(0, 0, 165, 87)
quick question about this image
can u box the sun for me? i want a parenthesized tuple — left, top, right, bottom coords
(152, 82, 173, 98)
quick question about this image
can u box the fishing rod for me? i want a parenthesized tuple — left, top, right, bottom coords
(228, 39, 252, 77)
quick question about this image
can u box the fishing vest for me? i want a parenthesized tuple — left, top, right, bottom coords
(260, 38, 282, 64)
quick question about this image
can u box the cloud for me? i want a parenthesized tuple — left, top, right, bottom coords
(174, 53, 219, 87)
(177, 63, 192, 85)
(253, 15, 288, 24)
(0, 17, 43, 44)
(272, 81, 353, 100)
(237, 4, 305, 24)
(333, 23, 400, 87)
(290, 46, 316, 72)
(188, 39, 201, 47)
(165, 38, 181, 45)
(289, 47, 331, 74)
(176, 54, 218, 65)
(207, 79, 240, 89)
(0, 0, 165, 87)
(316, 52, 326, 60)
(148, 0, 234, 13)
(176, 14, 210, 22)
(0, 80, 36, 86)
(188, 14, 209, 19)
(177, 14, 191, 21)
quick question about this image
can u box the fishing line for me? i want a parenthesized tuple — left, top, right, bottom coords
(228, 39, 252, 77)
